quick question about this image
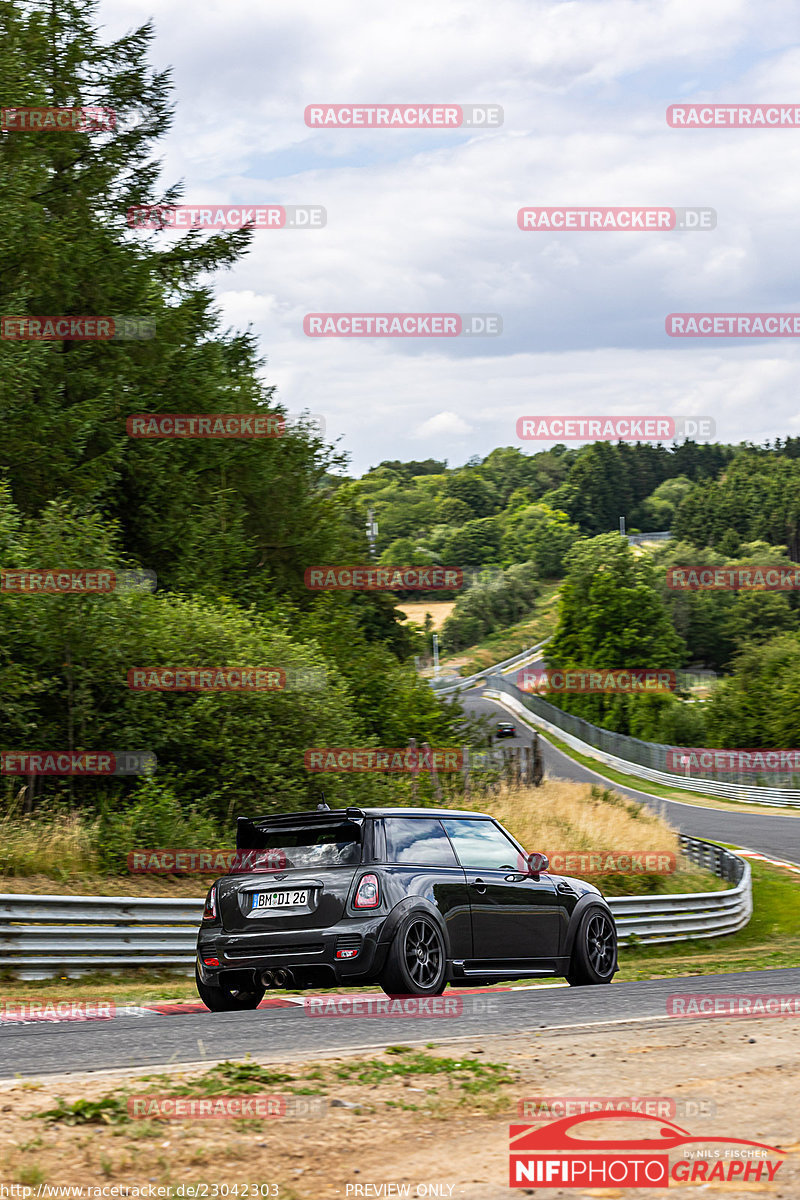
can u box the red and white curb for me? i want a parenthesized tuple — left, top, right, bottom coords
(735, 849, 800, 874)
(0, 983, 567, 1024)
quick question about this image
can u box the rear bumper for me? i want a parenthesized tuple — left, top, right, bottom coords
(197, 914, 389, 987)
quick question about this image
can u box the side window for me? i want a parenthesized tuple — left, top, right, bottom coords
(440, 818, 521, 871)
(384, 818, 458, 866)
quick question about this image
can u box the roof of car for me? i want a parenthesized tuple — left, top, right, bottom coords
(243, 806, 493, 824)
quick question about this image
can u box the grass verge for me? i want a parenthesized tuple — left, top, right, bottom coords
(618, 858, 800, 978)
(1, 1050, 517, 1189)
(440, 580, 561, 676)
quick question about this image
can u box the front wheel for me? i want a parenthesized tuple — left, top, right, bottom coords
(195, 965, 265, 1011)
(566, 908, 617, 986)
(380, 914, 447, 996)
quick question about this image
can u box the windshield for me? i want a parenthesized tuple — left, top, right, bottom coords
(237, 821, 363, 869)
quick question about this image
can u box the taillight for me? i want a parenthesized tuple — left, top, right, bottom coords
(353, 874, 380, 909)
(202, 884, 218, 921)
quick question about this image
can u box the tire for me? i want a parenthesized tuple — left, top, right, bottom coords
(195, 965, 265, 1012)
(380, 913, 448, 996)
(566, 907, 617, 986)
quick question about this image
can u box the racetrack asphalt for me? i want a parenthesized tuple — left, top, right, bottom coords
(460, 689, 800, 864)
(2, 968, 799, 1079)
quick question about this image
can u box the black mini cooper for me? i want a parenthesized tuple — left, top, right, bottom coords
(195, 806, 618, 1010)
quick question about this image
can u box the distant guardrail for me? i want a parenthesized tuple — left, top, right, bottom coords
(0, 839, 750, 977)
(430, 639, 551, 697)
(485, 678, 800, 805)
(626, 530, 672, 546)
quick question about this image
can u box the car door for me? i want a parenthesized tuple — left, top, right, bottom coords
(380, 816, 473, 958)
(441, 817, 561, 964)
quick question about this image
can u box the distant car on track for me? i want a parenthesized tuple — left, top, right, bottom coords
(195, 805, 618, 1010)
(495, 720, 516, 738)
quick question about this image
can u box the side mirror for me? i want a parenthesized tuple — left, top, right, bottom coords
(527, 851, 549, 875)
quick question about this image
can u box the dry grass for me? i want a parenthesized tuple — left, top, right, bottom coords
(395, 600, 455, 630)
(0, 811, 101, 880)
(0, 780, 716, 899)
(0, 810, 218, 896)
(481, 778, 680, 858)
(463, 779, 719, 894)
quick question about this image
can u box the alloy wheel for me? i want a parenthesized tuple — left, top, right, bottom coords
(403, 918, 443, 989)
(586, 912, 615, 977)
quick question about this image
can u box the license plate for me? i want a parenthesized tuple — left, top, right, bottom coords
(252, 890, 308, 910)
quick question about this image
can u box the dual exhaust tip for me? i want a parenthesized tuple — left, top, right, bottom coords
(260, 968, 293, 989)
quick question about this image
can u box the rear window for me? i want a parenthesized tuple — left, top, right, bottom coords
(384, 817, 458, 866)
(238, 822, 362, 869)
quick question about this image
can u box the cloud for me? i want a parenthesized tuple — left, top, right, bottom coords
(98, 0, 800, 471)
(416, 411, 474, 439)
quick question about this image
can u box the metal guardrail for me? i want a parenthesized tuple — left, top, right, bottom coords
(430, 639, 551, 697)
(0, 839, 751, 976)
(484, 678, 800, 805)
(0, 894, 205, 977)
(626, 531, 672, 546)
(611, 837, 752, 947)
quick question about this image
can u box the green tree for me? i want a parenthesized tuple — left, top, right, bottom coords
(0, 0, 360, 609)
(442, 517, 501, 566)
(705, 635, 800, 749)
(640, 475, 693, 530)
(442, 473, 496, 517)
(441, 562, 539, 653)
(546, 534, 686, 732)
(501, 503, 580, 576)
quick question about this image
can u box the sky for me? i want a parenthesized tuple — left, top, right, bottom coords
(98, 0, 800, 475)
